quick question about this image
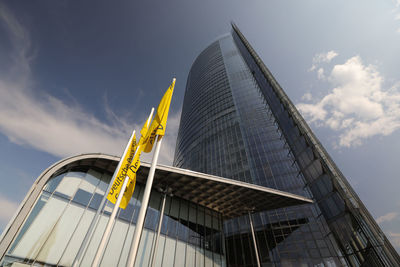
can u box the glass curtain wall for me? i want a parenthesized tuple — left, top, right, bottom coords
(231, 26, 400, 266)
(174, 35, 344, 266)
(1, 164, 225, 267)
(219, 34, 343, 266)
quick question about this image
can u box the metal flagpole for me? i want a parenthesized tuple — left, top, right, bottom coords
(91, 174, 130, 266)
(72, 130, 136, 267)
(248, 210, 261, 267)
(126, 135, 163, 267)
(91, 109, 154, 267)
(150, 190, 167, 267)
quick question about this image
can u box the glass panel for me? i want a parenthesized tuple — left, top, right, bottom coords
(94, 178, 108, 197)
(144, 192, 161, 231)
(162, 236, 176, 266)
(214, 252, 223, 267)
(35, 202, 85, 264)
(169, 198, 180, 218)
(101, 220, 130, 267)
(9, 192, 49, 253)
(73, 189, 92, 207)
(149, 190, 161, 209)
(188, 204, 198, 246)
(134, 228, 155, 267)
(196, 246, 205, 266)
(88, 193, 103, 210)
(59, 209, 96, 266)
(54, 172, 85, 199)
(174, 240, 186, 267)
(167, 198, 180, 238)
(79, 170, 101, 193)
(177, 200, 189, 242)
(197, 206, 205, 265)
(10, 195, 67, 261)
(205, 249, 213, 267)
(153, 235, 165, 267)
(185, 244, 196, 267)
(103, 200, 113, 215)
(43, 173, 65, 193)
(80, 214, 109, 266)
(117, 224, 136, 267)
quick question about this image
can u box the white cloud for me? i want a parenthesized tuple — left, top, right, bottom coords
(388, 232, 400, 248)
(314, 51, 338, 64)
(393, 1, 400, 33)
(317, 68, 325, 80)
(377, 212, 399, 224)
(301, 92, 313, 101)
(298, 55, 400, 147)
(0, 195, 19, 230)
(309, 50, 338, 71)
(0, 3, 178, 165)
(0, 75, 139, 158)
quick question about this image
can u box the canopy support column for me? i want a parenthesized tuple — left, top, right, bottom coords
(248, 210, 261, 267)
(150, 189, 168, 267)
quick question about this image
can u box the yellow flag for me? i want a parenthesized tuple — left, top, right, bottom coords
(127, 152, 141, 179)
(140, 118, 150, 139)
(138, 117, 151, 150)
(107, 133, 137, 205)
(119, 114, 151, 208)
(120, 178, 136, 209)
(120, 153, 141, 209)
(143, 79, 175, 153)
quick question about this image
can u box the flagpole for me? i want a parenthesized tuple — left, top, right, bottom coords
(150, 189, 167, 267)
(126, 135, 163, 267)
(91, 174, 130, 266)
(72, 130, 136, 267)
(91, 108, 154, 267)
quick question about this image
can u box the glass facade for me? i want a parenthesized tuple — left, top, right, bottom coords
(174, 26, 400, 266)
(1, 159, 225, 267)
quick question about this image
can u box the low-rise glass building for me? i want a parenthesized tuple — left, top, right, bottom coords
(0, 154, 311, 266)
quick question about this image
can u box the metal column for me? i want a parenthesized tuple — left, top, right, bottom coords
(150, 191, 167, 267)
(248, 210, 261, 267)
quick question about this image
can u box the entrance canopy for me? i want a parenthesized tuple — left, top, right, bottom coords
(137, 162, 313, 219)
(45, 154, 312, 219)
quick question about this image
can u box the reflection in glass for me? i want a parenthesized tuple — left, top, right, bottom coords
(3, 167, 225, 267)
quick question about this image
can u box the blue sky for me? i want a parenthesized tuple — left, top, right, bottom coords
(0, 0, 400, 252)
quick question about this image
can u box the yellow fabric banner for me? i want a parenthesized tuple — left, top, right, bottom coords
(138, 117, 151, 152)
(107, 133, 137, 205)
(120, 153, 141, 209)
(143, 79, 175, 153)
(120, 114, 150, 208)
(120, 178, 136, 209)
(140, 118, 150, 141)
(127, 153, 141, 180)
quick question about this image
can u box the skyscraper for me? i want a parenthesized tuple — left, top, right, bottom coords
(174, 24, 400, 266)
